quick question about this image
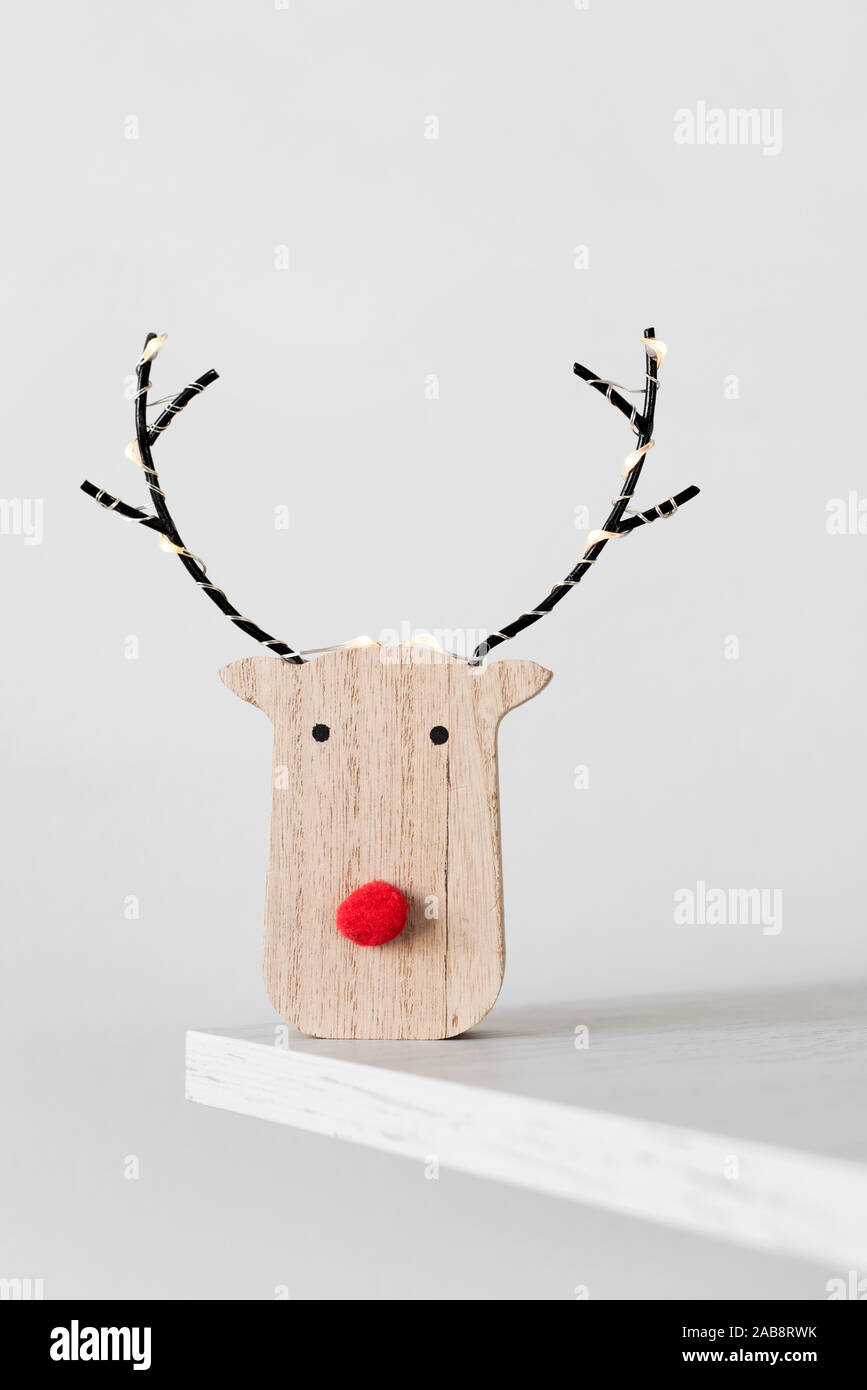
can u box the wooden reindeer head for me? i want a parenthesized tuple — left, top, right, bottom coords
(83, 326, 698, 1039)
(220, 644, 550, 1038)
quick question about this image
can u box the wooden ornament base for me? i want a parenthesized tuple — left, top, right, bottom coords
(221, 644, 551, 1040)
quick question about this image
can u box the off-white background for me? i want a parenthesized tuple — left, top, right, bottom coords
(1, 0, 864, 1299)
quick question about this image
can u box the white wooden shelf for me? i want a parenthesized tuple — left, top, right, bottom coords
(186, 981, 867, 1267)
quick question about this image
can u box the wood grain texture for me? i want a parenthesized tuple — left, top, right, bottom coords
(220, 645, 551, 1040)
(186, 984, 867, 1268)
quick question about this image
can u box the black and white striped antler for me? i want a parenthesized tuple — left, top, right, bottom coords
(85, 328, 698, 668)
(82, 333, 304, 663)
(471, 326, 699, 664)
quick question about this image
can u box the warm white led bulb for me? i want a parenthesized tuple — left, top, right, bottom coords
(124, 439, 143, 467)
(138, 333, 168, 365)
(621, 441, 654, 477)
(407, 632, 443, 651)
(159, 535, 183, 555)
(586, 528, 624, 549)
(642, 336, 667, 366)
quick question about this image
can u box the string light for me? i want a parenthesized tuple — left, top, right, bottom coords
(585, 528, 624, 549)
(137, 333, 168, 366)
(642, 336, 667, 366)
(86, 326, 698, 671)
(621, 441, 654, 477)
(587, 378, 645, 394)
(84, 347, 303, 661)
(159, 534, 208, 572)
(470, 327, 699, 662)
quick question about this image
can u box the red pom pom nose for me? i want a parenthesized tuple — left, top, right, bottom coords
(336, 880, 409, 946)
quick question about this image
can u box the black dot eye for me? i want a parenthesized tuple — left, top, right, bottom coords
(312, 724, 330, 742)
(429, 726, 449, 745)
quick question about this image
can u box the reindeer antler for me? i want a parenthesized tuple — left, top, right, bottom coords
(81, 334, 304, 663)
(471, 326, 699, 663)
(85, 328, 697, 668)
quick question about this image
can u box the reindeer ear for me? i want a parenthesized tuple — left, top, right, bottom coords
(220, 656, 298, 716)
(471, 659, 553, 719)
